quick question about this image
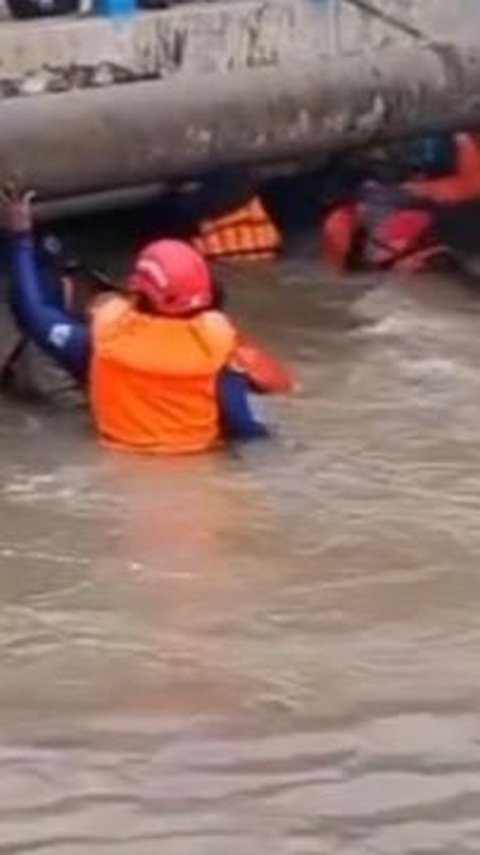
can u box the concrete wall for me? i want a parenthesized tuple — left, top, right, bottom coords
(0, 2, 331, 97)
(334, 0, 480, 53)
(368, 0, 480, 42)
(1, 0, 480, 203)
(0, 0, 479, 98)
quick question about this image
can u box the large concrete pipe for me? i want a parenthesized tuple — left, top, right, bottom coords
(35, 183, 167, 221)
(2, 40, 480, 200)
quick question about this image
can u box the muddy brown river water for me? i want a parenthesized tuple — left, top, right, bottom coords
(1, 255, 480, 854)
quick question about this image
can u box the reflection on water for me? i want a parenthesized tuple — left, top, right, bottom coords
(1, 262, 480, 853)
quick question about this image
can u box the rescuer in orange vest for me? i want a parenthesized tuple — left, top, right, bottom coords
(404, 132, 480, 204)
(2, 185, 294, 454)
(320, 177, 447, 274)
(320, 132, 480, 275)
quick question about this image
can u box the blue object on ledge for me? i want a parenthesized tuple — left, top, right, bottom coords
(94, 0, 136, 18)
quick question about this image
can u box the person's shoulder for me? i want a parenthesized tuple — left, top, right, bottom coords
(90, 294, 131, 335)
(200, 309, 236, 334)
(197, 310, 237, 352)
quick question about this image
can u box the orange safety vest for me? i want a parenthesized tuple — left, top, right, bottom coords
(404, 133, 480, 204)
(320, 201, 446, 274)
(193, 196, 281, 261)
(368, 208, 446, 273)
(90, 296, 235, 454)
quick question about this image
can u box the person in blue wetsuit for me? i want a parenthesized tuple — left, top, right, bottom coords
(2, 186, 294, 450)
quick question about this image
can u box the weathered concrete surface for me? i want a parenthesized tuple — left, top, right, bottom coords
(347, 0, 480, 46)
(0, 1, 332, 98)
(330, 0, 480, 53)
(2, 40, 480, 200)
(0, 0, 480, 204)
(1, 0, 480, 100)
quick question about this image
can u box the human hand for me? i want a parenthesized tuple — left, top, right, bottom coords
(0, 183, 36, 233)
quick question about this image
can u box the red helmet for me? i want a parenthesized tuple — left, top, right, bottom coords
(128, 239, 212, 316)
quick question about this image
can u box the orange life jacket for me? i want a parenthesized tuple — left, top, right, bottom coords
(193, 196, 281, 261)
(90, 296, 235, 454)
(367, 208, 446, 273)
(404, 133, 480, 204)
(320, 201, 445, 274)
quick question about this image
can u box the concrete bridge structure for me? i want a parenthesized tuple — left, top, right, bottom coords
(0, 0, 480, 205)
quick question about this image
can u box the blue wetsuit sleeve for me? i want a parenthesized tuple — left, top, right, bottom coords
(217, 368, 269, 440)
(7, 234, 90, 383)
